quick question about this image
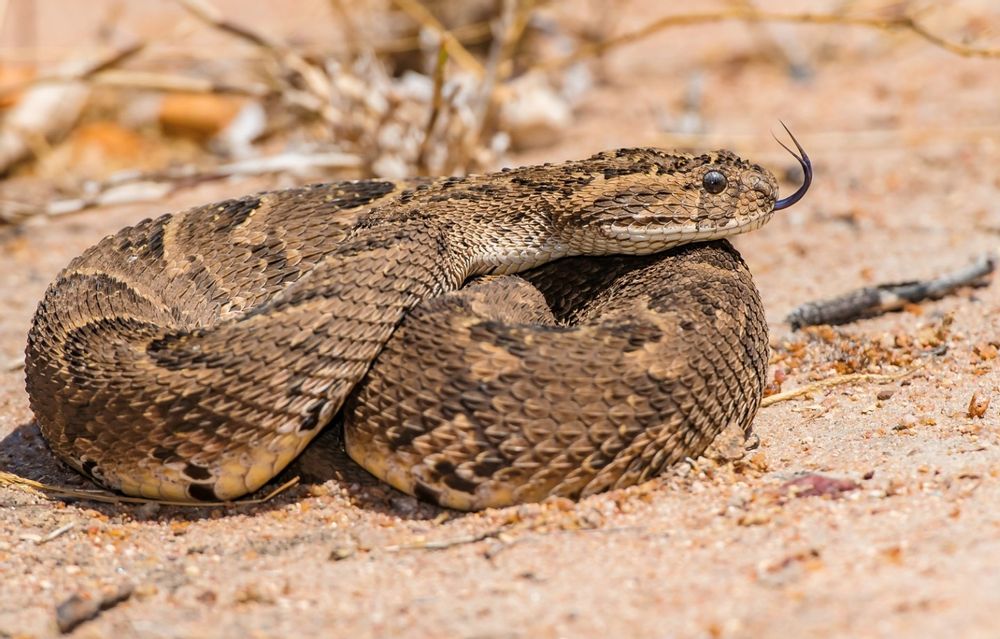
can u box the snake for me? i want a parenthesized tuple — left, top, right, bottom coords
(23, 132, 811, 510)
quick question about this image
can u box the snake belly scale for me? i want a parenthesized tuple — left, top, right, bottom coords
(24, 141, 810, 510)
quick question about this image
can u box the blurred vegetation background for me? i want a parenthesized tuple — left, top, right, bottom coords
(0, 0, 998, 222)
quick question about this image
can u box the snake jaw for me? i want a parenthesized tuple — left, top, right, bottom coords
(602, 211, 775, 246)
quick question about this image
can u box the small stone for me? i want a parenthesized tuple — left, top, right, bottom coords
(967, 393, 991, 419)
(781, 474, 859, 499)
(305, 484, 330, 497)
(234, 582, 277, 604)
(738, 511, 772, 526)
(894, 414, 918, 431)
(973, 342, 998, 361)
(328, 544, 356, 561)
(876, 390, 894, 401)
(136, 502, 160, 519)
(389, 494, 420, 515)
(134, 582, 158, 599)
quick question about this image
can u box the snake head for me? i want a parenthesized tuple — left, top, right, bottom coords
(555, 132, 809, 255)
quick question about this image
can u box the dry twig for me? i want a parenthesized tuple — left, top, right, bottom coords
(1, 151, 361, 224)
(787, 253, 996, 330)
(90, 69, 270, 96)
(173, 0, 338, 125)
(0, 40, 145, 100)
(383, 529, 506, 552)
(389, 0, 485, 77)
(0, 42, 147, 173)
(416, 44, 449, 173)
(467, 0, 520, 150)
(35, 521, 76, 545)
(546, 9, 1000, 70)
(56, 583, 134, 634)
(760, 367, 920, 408)
(0, 470, 299, 507)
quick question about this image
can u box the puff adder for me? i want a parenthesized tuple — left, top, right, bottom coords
(25, 134, 811, 510)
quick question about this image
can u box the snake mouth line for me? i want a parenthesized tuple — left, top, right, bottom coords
(605, 212, 775, 245)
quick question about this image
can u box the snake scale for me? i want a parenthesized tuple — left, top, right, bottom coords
(24, 134, 810, 510)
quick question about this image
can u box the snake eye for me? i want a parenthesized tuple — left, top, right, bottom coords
(702, 170, 727, 194)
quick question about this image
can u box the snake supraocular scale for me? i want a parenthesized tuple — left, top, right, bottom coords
(24, 138, 811, 510)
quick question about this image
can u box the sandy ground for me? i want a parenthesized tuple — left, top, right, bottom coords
(1, 3, 999, 638)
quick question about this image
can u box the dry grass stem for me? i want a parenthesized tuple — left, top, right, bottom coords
(390, 0, 486, 77)
(173, 0, 338, 125)
(547, 9, 1000, 70)
(0, 40, 146, 99)
(0, 470, 299, 507)
(787, 253, 996, 330)
(416, 45, 450, 173)
(377, 20, 494, 55)
(760, 368, 920, 408)
(383, 529, 505, 552)
(90, 69, 271, 97)
(0, 151, 362, 223)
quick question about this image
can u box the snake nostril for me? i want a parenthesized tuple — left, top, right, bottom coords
(742, 175, 764, 195)
(749, 176, 773, 198)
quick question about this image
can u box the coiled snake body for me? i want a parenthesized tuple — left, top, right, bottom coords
(25, 141, 810, 510)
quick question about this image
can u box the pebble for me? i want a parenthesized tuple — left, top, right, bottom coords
(55, 583, 134, 634)
(328, 544, 356, 561)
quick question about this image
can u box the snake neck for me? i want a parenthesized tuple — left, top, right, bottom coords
(352, 202, 572, 282)
(349, 147, 782, 281)
(457, 216, 572, 277)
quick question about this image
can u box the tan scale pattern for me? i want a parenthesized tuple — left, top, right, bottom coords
(25, 147, 781, 508)
(346, 243, 767, 509)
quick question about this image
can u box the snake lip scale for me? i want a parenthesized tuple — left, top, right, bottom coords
(24, 131, 811, 510)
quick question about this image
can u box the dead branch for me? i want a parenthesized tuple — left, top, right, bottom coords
(173, 0, 338, 125)
(389, 0, 485, 77)
(0, 150, 362, 224)
(173, 0, 277, 50)
(34, 521, 76, 545)
(90, 69, 271, 97)
(724, 0, 813, 74)
(760, 367, 919, 408)
(0, 42, 147, 173)
(0, 470, 299, 507)
(327, 0, 364, 58)
(383, 529, 505, 552)
(471, 0, 520, 141)
(786, 253, 996, 330)
(377, 20, 494, 55)
(0, 84, 88, 174)
(0, 40, 145, 100)
(416, 45, 449, 173)
(546, 9, 1000, 70)
(446, 0, 522, 172)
